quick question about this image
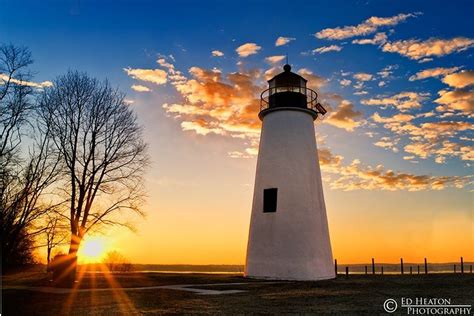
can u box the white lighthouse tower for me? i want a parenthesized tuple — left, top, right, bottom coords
(245, 64, 335, 280)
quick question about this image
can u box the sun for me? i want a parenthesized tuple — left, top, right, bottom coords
(78, 236, 108, 263)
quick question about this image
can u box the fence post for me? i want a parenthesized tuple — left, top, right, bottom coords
(461, 257, 464, 274)
(345, 266, 349, 278)
(372, 258, 375, 275)
(417, 265, 420, 274)
(335, 259, 338, 276)
(424, 258, 428, 274)
(365, 265, 368, 275)
(454, 264, 456, 273)
(400, 258, 404, 275)
(410, 266, 413, 274)
(381, 266, 384, 275)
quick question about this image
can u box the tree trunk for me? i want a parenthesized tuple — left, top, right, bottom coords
(46, 247, 51, 271)
(61, 234, 81, 287)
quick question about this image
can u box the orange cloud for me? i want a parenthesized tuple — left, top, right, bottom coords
(325, 100, 362, 131)
(265, 55, 286, 64)
(409, 67, 461, 81)
(123, 67, 167, 85)
(318, 147, 470, 191)
(315, 13, 418, 40)
(361, 92, 428, 112)
(435, 89, 474, 114)
(275, 36, 295, 46)
(442, 70, 474, 88)
(382, 37, 474, 61)
(236, 43, 261, 57)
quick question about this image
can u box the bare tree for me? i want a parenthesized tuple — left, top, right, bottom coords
(44, 213, 68, 267)
(38, 71, 149, 278)
(0, 44, 33, 160)
(0, 44, 61, 269)
(103, 250, 133, 272)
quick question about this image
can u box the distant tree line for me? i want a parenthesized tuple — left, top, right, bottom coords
(0, 44, 149, 280)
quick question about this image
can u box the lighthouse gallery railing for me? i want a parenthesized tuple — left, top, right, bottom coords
(260, 86, 321, 113)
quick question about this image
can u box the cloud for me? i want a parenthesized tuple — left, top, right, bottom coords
(162, 64, 263, 139)
(377, 65, 398, 78)
(315, 13, 418, 40)
(312, 45, 343, 54)
(265, 55, 286, 64)
(352, 32, 388, 45)
(236, 43, 261, 57)
(361, 92, 428, 111)
(434, 89, 474, 114)
(353, 72, 373, 81)
(409, 67, 461, 81)
(372, 112, 414, 123)
(340, 79, 352, 87)
(211, 50, 224, 57)
(325, 100, 363, 131)
(297, 68, 327, 90)
(131, 84, 151, 92)
(318, 147, 469, 191)
(442, 70, 474, 88)
(374, 136, 399, 152)
(382, 37, 474, 61)
(275, 36, 295, 47)
(404, 140, 474, 163)
(123, 67, 167, 85)
(0, 73, 53, 89)
(157, 58, 175, 71)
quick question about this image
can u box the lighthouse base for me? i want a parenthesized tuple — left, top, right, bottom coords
(245, 273, 335, 281)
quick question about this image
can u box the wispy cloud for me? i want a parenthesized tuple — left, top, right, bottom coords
(352, 32, 388, 45)
(131, 84, 151, 92)
(313, 45, 343, 54)
(319, 147, 470, 191)
(362, 92, 428, 112)
(382, 37, 474, 61)
(123, 67, 167, 85)
(315, 13, 419, 40)
(0, 73, 52, 89)
(409, 67, 461, 81)
(265, 55, 286, 64)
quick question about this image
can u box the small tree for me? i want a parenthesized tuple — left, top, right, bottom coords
(44, 213, 68, 268)
(38, 71, 149, 280)
(103, 250, 132, 272)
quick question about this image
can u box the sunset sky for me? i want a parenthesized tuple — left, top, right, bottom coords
(2, 0, 473, 264)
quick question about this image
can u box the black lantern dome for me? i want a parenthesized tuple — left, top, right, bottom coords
(259, 64, 326, 120)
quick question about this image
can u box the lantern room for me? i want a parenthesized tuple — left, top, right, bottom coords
(259, 64, 327, 120)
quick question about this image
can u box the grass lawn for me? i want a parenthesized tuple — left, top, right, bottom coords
(2, 271, 473, 315)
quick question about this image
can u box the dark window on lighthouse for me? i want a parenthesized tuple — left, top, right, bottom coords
(263, 188, 278, 213)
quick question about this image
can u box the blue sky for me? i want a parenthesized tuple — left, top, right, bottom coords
(2, 0, 473, 263)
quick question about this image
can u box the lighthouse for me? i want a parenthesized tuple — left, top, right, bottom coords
(245, 64, 335, 280)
